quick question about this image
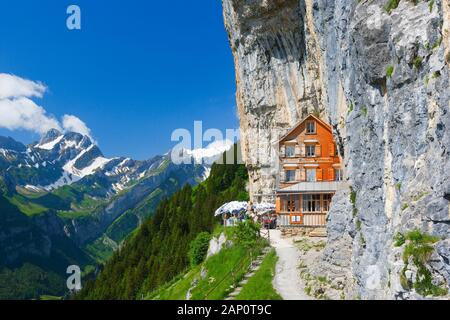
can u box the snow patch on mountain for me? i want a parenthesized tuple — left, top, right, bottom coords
(78, 156, 111, 176)
(36, 135, 64, 150)
(61, 145, 111, 180)
(179, 139, 234, 165)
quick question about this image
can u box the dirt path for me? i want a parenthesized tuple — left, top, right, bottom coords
(269, 229, 310, 300)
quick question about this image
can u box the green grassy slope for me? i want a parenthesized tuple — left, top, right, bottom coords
(235, 249, 282, 300)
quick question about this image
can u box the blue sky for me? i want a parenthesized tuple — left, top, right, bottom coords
(0, 0, 238, 160)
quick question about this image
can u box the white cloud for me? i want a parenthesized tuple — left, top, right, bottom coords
(0, 97, 62, 134)
(0, 73, 46, 99)
(0, 73, 93, 139)
(62, 115, 92, 138)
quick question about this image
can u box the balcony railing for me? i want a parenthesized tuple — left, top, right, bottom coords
(277, 181, 346, 193)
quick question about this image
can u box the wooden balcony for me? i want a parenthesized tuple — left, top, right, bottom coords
(277, 212, 327, 227)
(278, 181, 346, 193)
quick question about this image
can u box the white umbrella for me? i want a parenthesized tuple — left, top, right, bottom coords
(252, 202, 276, 215)
(214, 201, 248, 217)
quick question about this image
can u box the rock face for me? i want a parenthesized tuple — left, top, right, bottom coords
(223, 0, 450, 299)
(223, 0, 326, 201)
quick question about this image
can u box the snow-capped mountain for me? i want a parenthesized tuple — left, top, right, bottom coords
(0, 130, 235, 244)
(0, 130, 234, 194)
(0, 130, 170, 193)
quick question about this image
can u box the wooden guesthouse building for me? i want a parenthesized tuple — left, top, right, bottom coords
(275, 114, 344, 229)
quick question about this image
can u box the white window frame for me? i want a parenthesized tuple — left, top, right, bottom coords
(285, 145, 295, 157)
(323, 194, 332, 212)
(306, 121, 316, 134)
(285, 170, 296, 182)
(306, 145, 315, 157)
(306, 169, 316, 182)
(335, 169, 343, 181)
(303, 194, 321, 213)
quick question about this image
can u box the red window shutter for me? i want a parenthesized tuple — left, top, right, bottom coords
(329, 168, 335, 181)
(329, 143, 335, 156)
(317, 168, 323, 181)
(276, 197, 281, 212)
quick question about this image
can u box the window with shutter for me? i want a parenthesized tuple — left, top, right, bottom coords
(286, 145, 295, 157)
(286, 170, 296, 182)
(306, 145, 315, 157)
(280, 145, 286, 157)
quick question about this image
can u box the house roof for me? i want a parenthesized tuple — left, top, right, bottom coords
(277, 114, 333, 144)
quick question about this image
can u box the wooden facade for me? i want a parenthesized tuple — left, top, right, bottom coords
(275, 114, 343, 227)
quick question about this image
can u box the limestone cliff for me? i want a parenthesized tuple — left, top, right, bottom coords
(223, 0, 450, 299)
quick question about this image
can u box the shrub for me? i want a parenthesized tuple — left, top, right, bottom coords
(348, 102, 354, 113)
(360, 234, 366, 247)
(188, 232, 212, 266)
(232, 219, 261, 248)
(385, 0, 400, 14)
(361, 106, 368, 117)
(401, 230, 447, 296)
(428, 0, 434, 12)
(413, 56, 423, 69)
(394, 232, 405, 247)
(405, 229, 439, 245)
(386, 65, 394, 78)
(412, 191, 428, 201)
(432, 71, 441, 79)
(432, 37, 442, 50)
(356, 219, 362, 231)
(350, 188, 357, 205)
(350, 187, 358, 217)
